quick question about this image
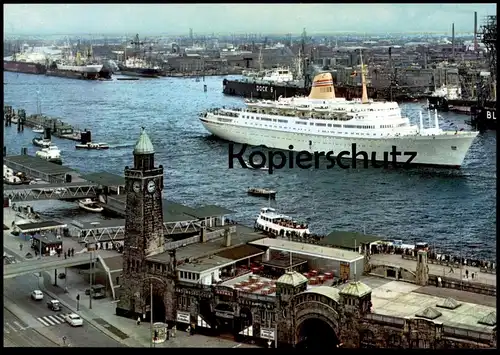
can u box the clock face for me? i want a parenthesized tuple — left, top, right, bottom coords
(133, 181, 141, 193)
(147, 180, 156, 193)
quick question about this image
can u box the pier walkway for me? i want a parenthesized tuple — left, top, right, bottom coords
(369, 253, 496, 287)
(3, 253, 92, 279)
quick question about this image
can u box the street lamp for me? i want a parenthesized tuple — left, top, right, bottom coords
(88, 242, 96, 309)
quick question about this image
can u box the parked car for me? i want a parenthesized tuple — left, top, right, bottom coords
(31, 290, 44, 301)
(65, 313, 83, 327)
(47, 299, 61, 311)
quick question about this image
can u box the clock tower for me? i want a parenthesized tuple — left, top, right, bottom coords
(117, 127, 165, 317)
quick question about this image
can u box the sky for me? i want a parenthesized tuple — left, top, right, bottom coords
(3, 3, 497, 36)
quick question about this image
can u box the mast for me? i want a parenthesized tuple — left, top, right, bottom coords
(258, 47, 263, 72)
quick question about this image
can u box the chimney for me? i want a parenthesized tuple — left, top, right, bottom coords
(474, 11, 478, 52)
(451, 23, 455, 59)
(224, 228, 231, 247)
(201, 226, 207, 243)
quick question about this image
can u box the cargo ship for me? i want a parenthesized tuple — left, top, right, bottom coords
(223, 76, 418, 101)
(4, 51, 48, 75)
(4, 60, 47, 75)
(45, 48, 112, 81)
(117, 58, 164, 78)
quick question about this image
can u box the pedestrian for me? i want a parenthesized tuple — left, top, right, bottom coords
(64, 252, 67, 259)
(465, 269, 469, 279)
(137, 317, 141, 326)
(172, 325, 176, 338)
(71, 248, 74, 257)
(449, 266, 454, 273)
(19, 243, 23, 251)
(67, 249, 71, 258)
(471, 272, 474, 279)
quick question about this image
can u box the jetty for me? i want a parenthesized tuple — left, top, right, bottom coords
(4, 105, 89, 142)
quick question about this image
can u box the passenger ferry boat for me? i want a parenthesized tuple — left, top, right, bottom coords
(255, 207, 310, 237)
(201, 56, 479, 168)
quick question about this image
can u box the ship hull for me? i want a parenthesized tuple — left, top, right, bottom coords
(468, 107, 497, 130)
(4, 60, 46, 75)
(222, 79, 418, 101)
(117, 65, 163, 78)
(45, 69, 109, 81)
(200, 118, 477, 168)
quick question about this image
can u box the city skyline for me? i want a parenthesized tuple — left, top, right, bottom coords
(4, 4, 497, 36)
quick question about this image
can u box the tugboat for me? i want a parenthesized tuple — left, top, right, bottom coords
(32, 126, 44, 134)
(247, 188, 276, 199)
(75, 142, 109, 150)
(32, 127, 52, 148)
(78, 198, 103, 213)
(35, 145, 62, 165)
(32, 136, 52, 148)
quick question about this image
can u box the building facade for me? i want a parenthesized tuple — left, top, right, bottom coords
(117, 130, 496, 349)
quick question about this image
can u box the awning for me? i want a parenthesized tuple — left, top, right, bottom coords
(16, 221, 67, 233)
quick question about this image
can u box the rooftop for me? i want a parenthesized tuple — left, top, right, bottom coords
(4, 155, 75, 176)
(134, 128, 155, 155)
(80, 172, 125, 187)
(249, 237, 364, 263)
(16, 221, 67, 233)
(193, 205, 236, 218)
(177, 255, 234, 273)
(215, 244, 264, 262)
(325, 231, 382, 249)
(277, 271, 308, 287)
(33, 232, 63, 244)
(71, 219, 125, 230)
(351, 276, 497, 333)
(147, 225, 265, 263)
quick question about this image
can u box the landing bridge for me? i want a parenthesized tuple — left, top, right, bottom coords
(4, 182, 98, 202)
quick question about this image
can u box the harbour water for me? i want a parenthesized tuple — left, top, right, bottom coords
(3, 72, 496, 260)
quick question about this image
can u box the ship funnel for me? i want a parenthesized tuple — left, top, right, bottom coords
(308, 72, 336, 100)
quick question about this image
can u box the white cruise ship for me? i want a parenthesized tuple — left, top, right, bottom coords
(200, 69, 478, 168)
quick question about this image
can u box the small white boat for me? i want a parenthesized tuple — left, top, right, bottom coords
(35, 145, 62, 165)
(32, 126, 45, 134)
(78, 198, 103, 213)
(4, 175, 23, 185)
(75, 142, 110, 150)
(245, 160, 269, 171)
(32, 137, 52, 148)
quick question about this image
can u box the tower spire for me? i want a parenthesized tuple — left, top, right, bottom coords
(360, 50, 369, 104)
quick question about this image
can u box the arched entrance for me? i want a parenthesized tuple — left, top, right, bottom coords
(147, 294, 166, 323)
(214, 303, 235, 335)
(237, 307, 253, 335)
(296, 317, 340, 349)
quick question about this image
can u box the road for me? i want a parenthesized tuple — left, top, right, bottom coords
(4, 307, 58, 347)
(3, 272, 125, 347)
